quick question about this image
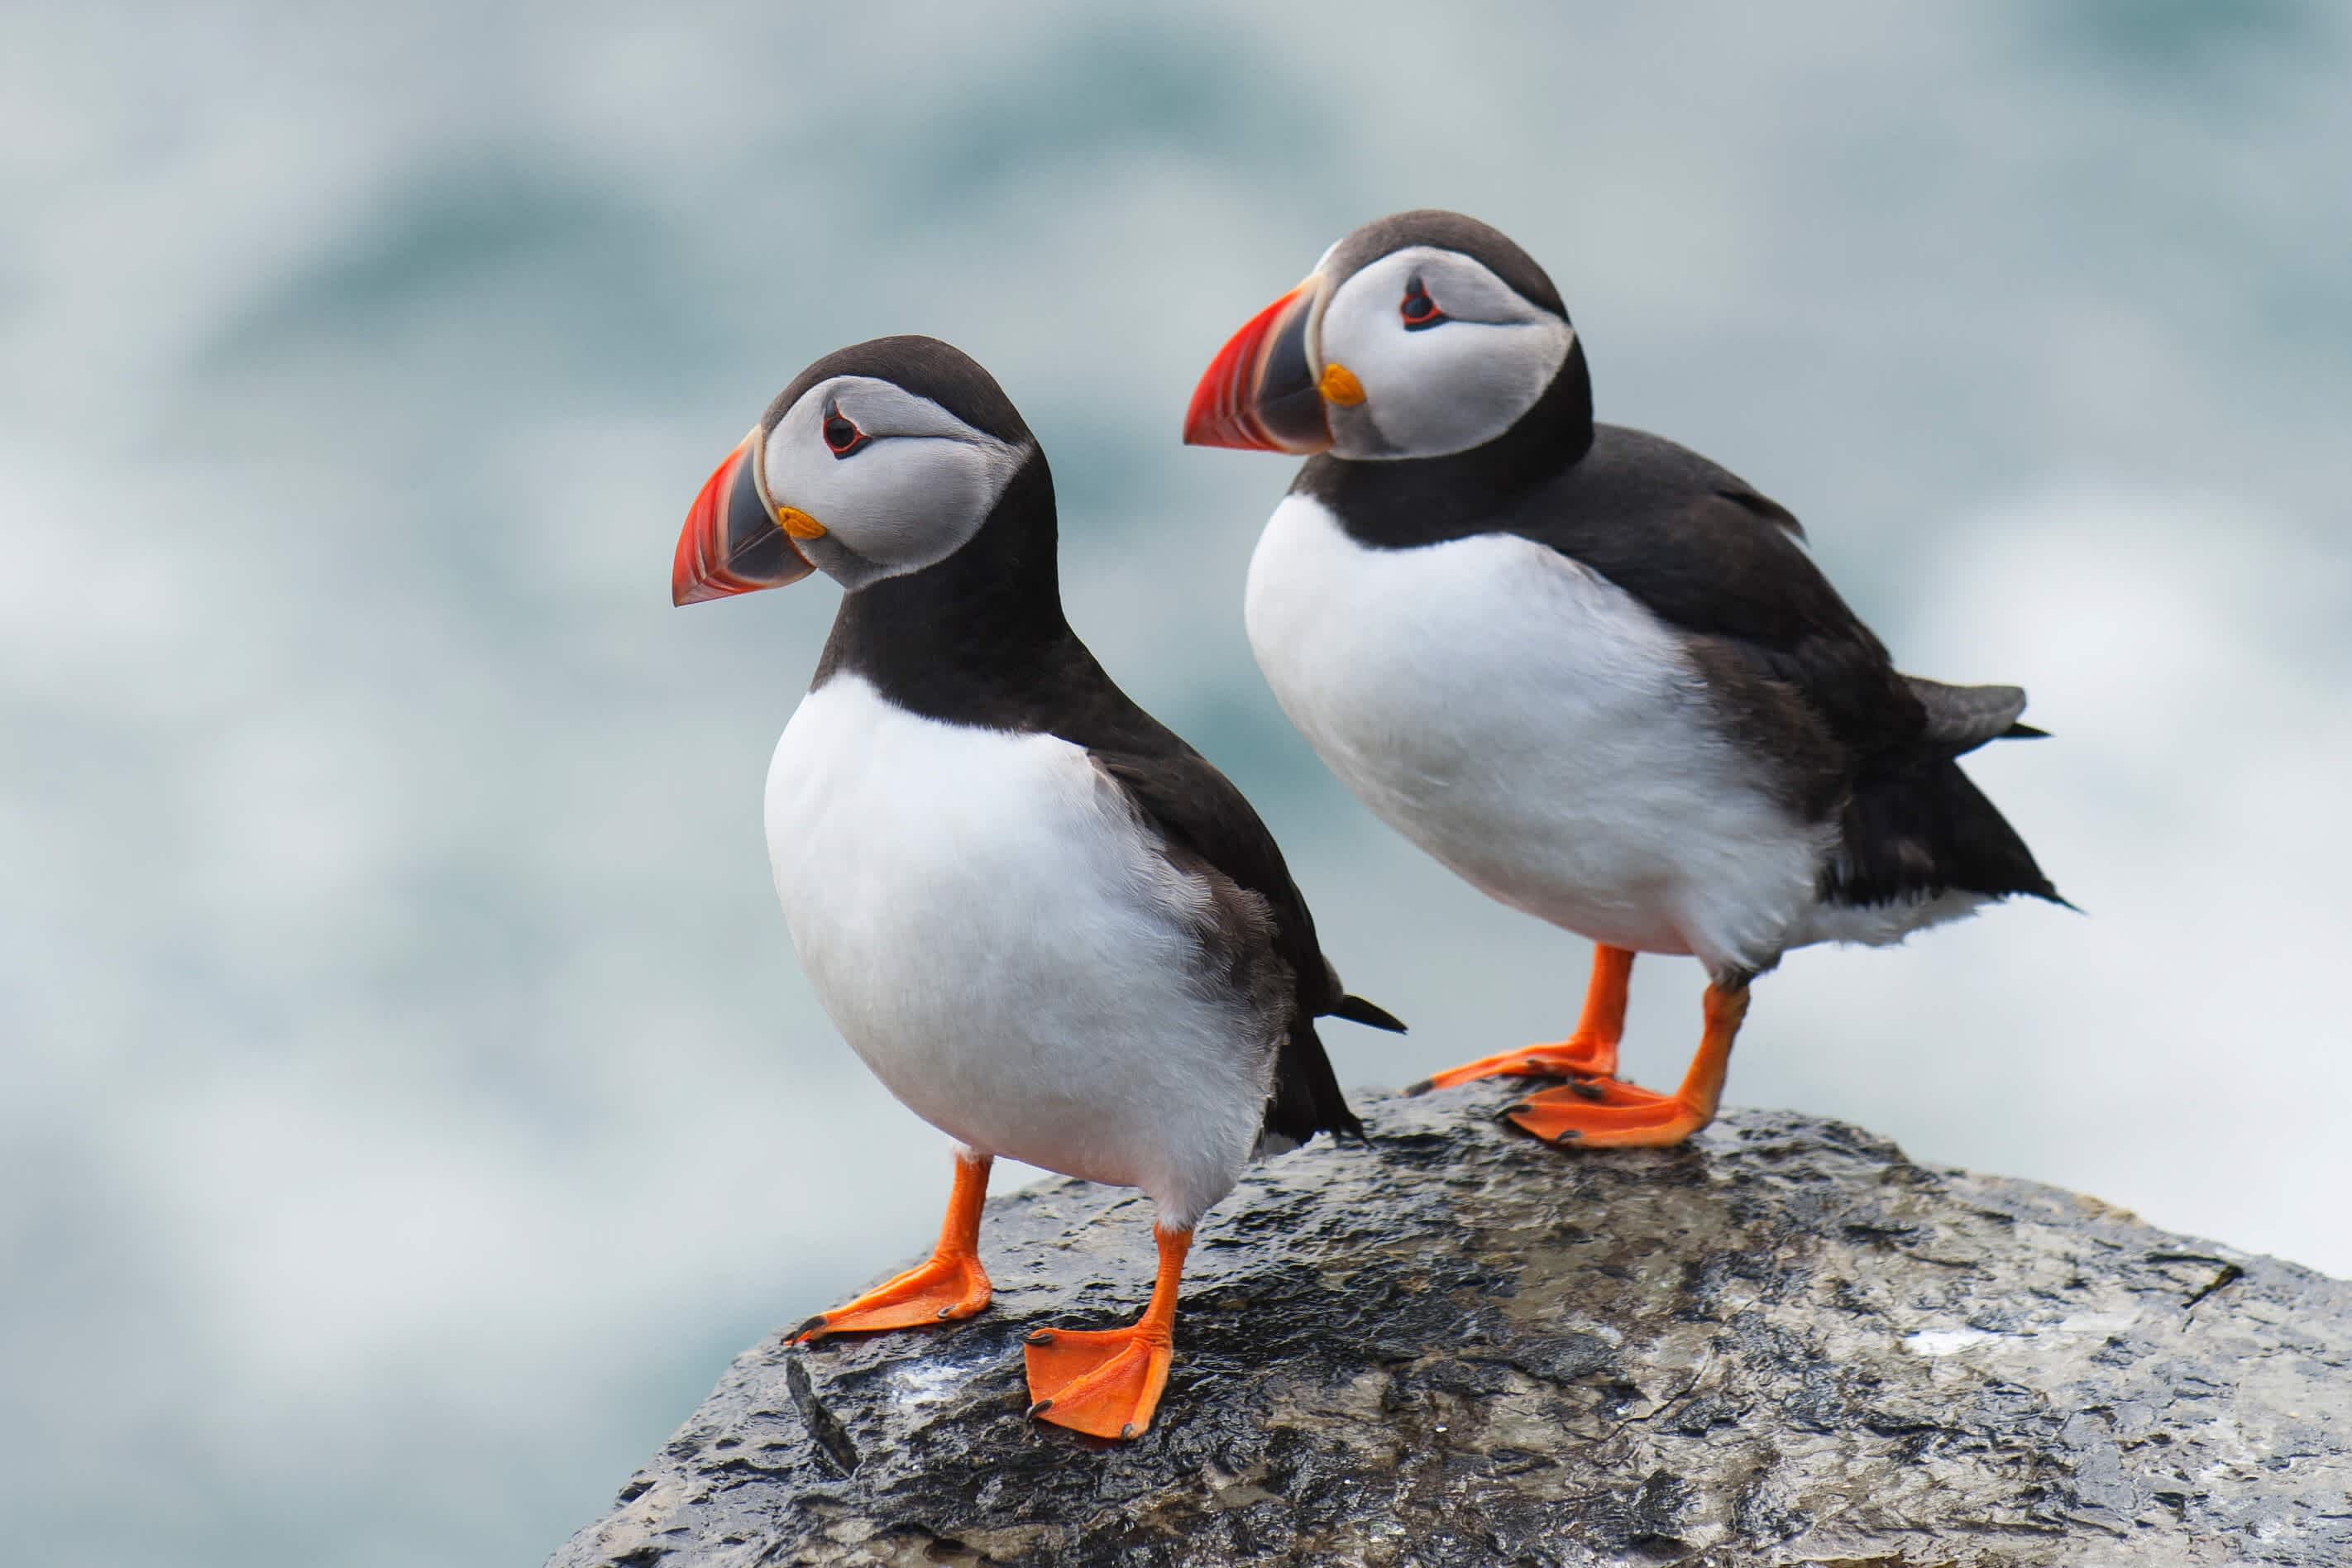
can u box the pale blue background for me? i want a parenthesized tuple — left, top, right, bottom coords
(5, 3, 2348, 1564)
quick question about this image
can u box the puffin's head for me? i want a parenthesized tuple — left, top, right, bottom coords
(673, 335, 1035, 605)
(1183, 210, 1575, 462)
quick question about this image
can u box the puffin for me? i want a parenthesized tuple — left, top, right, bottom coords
(1183, 209, 2063, 1149)
(672, 334, 1401, 1439)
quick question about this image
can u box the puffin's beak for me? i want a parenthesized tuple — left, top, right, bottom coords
(1183, 275, 1335, 453)
(672, 430, 817, 606)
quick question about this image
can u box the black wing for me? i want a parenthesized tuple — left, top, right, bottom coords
(1052, 678, 1398, 1146)
(1501, 427, 2061, 907)
(1498, 427, 1930, 795)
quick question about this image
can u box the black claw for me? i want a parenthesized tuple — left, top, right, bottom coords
(1553, 1128, 1585, 1145)
(791, 1315, 828, 1341)
(1026, 1329, 1055, 1345)
(1027, 1398, 1054, 1419)
(1120, 1422, 1136, 1439)
(1567, 1078, 1606, 1102)
(1403, 1078, 1435, 1097)
(1504, 1102, 1535, 1120)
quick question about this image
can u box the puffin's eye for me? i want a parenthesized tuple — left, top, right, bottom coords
(822, 406, 871, 458)
(1399, 276, 1446, 331)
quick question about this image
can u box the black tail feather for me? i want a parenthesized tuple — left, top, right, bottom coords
(1328, 993, 1408, 1034)
(1260, 993, 1402, 1149)
(1264, 1018, 1365, 1145)
(1826, 757, 2066, 910)
(1904, 676, 2033, 755)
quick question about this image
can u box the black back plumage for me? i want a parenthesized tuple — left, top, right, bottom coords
(810, 348, 1393, 1143)
(1293, 227, 2062, 915)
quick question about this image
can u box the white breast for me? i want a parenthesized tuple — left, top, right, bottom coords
(763, 675, 1277, 1228)
(1244, 493, 1827, 977)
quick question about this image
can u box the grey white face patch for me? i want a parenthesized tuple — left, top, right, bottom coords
(761, 376, 1030, 590)
(1315, 246, 1574, 461)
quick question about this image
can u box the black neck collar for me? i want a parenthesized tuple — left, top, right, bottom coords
(811, 453, 1096, 728)
(1294, 340, 1595, 547)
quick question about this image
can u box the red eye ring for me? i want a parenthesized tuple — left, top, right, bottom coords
(822, 405, 871, 457)
(1399, 276, 1445, 331)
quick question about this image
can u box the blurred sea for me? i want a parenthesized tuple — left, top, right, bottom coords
(4, 3, 2348, 1563)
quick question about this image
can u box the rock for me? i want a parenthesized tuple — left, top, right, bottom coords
(548, 1088, 2352, 1567)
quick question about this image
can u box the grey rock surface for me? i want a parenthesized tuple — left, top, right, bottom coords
(549, 1088, 2352, 1566)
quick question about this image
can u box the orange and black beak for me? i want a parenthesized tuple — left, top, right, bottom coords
(672, 429, 818, 606)
(1183, 276, 1337, 454)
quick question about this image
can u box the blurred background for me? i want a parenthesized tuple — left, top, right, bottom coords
(5, 2, 2349, 1562)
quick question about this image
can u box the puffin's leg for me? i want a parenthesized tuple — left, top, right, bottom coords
(1505, 980, 1749, 1148)
(1407, 944, 1634, 1094)
(1023, 1224, 1190, 1440)
(790, 1151, 992, 1341)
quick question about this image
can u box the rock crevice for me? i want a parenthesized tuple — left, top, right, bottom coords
(550, 1090, 2352, 1567)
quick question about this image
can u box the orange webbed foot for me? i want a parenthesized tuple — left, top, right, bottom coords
(1503, 1077, 1712, 1148)
(791, 1248, 992, 1342)
(1408, 944, 1633, 1095)
(791, 1151, 993, 1342)
(1407, 1034, 1618, 1095)
(1022, 1223, 1191, 1441)
(1022, 1323, 1174, 1439)
(1503, 980, 1749, 1152)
